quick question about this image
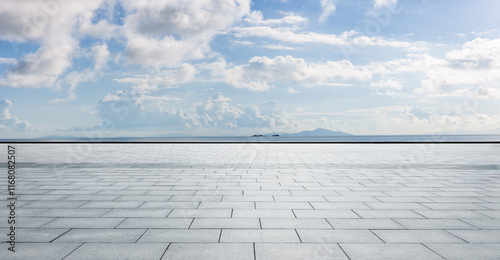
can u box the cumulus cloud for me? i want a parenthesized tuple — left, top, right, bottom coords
(121, 0, 251, 68)
(316, 106, 500, 135)
(0, 0, 106, 88)
(244, 11, 307, 26)
(319, 0, 336, 22)
(370, 0, 399, 13)
(0, 98, 37, 131)
(93, 91, 295, 131)
(223, 55, 371, 91)
(50, 43, 111, 103)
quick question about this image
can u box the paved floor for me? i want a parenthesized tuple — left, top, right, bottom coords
(1, 144, 500, 259)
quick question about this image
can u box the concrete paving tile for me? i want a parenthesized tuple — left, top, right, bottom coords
(460, 218, 500, 229)
(223, 195, 274, 202)
(420, 203, 489, 210)
(24, 201, 87, 209)
(394, 219, 477, 229)
(220, 229, 300, 242)
(365, 203, 428, 210)
(298, 229, 382, 243)
(162, 243, 253, 260)
(327, 218, 404, 230)
(415, 210, 491, 218)
(261, 218, 333, 229)
(102, 209, 172, 218)
(353, 209, 425, 218)
(15, 217, 55, 228)
(340, 244, 443, 260)
(255, 243, 349, 260)
(294, 210, 360, 219)
(139, 229, 221, 242)
(191, 218, 259, 228)
(140, 201, 199, 209)
(63, 195, 120, 201)
(42, 218, 125, 229)
(233, 209, 295, 218)
(311, 202, 370, 209)
(37, 209, 109, 218)
(169, 195, 222, 202)
(256, 202, 313, 209)
(168, 209, 231, 218)
(0, 243, 81, 260)
(425, 243, 500, 260)
(274, 196, 327, 202)
(65, 243, 167, 260)
(0, 228, 69, 242)
(372, 230, 466, 243)
(54, 228, 146, 242)
(447, 230, 500, 242)
(116, 218, 192, 228)
(198, 202, 255, 209)
(80, 201, 144, 209)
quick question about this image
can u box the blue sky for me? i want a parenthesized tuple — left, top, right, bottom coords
(1, 0, 500, 138)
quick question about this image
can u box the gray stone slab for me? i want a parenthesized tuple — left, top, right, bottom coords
(37, 209, 109, 218)
(340, 244, 443, 260)
(293, 210, 359, 218)
(0, 228, 69, 242)
(447, 230, 500, 242)
(261, 218, 333, 229)
(426, 243, 500, 260)
(353, 209, 425, 218)
(162, 243, 254, 260)
(101, 209, 172, 218)
(54, 228, 146, 242)
(168, 209, 231, 218)
(256, 243, 349, 260)
(256, 202, 313, 209)
(297, 230, 382, 243)
(64, 243, 167, 260)
(233, 209, 295, 218)
(139, 229, 221, 242)
(0, 243, 81, 260)
(116, 218, 192, 228)
(394, 219, 477, 229)
(372, 230, 466, 243)
(42, 218, 125, 229)
(220, 229, 300, 242)
(80, 201, 144, 209)
(460, 218, 500, 229)
(190, 218, 260, 229)
(327, 218, 404, 230)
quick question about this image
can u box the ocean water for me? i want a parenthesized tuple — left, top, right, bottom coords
(5, 134, 500, 142)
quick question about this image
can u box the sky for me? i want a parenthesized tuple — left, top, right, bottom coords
(1, 0, 500, 138)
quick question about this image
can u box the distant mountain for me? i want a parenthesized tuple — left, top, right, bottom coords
(284, 128, 353, 136)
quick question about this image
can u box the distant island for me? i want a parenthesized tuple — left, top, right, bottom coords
(253, 128, 352, 137)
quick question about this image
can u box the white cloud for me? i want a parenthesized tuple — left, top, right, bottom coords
(121, 0, 251, 68)
(371, 0, 398, 11)
(244, 10, 307, 26)
(0, 98, 37, 131)
(223, 55, 372, 91)
(92, 91, 296, 131)
(308, 106, 500, 135)
(233, 26, 428, 50)
(319, 0, 336, 22)
(0, 0, 106, 88)
(369, 79, 403, 90)
(50, 43, 110, 103)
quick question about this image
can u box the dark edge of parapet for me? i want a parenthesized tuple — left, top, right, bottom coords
(1, 141, 500, 144)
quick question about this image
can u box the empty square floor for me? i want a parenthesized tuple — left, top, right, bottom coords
(1, 143, 500, 259)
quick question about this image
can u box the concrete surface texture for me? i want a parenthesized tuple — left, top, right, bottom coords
(1, 144, 499, 259)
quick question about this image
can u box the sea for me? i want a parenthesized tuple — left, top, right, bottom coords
(3, 134, 500, 143)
